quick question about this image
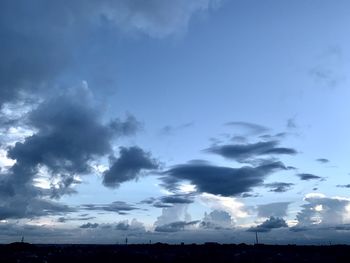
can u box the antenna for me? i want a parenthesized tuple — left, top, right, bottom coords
(255, 231, 259, 245)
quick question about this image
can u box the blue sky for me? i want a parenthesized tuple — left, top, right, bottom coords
(0, 0, 350, 244)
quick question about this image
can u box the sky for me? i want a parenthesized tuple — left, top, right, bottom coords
(0, 0, 350, 245)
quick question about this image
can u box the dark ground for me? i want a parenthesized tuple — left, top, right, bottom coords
(2, 242, 350, 263)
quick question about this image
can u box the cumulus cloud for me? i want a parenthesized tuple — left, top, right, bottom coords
(114, 219, 145, 232)
(248, 217, 288, 232)
(102, 146, 158, 188)
(154, 204, 192, 227)
(199, 193, 248, 219)
(162, 161, 286, 196)
(296, 193, 350, 227)
(201, 210, 233, 229)
(206, 140, 297, 163)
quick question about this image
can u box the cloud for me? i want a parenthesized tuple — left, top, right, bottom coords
(316, 158, 329, 164)
(162, 161, 286, 196)
(0, 0, 224, 106)
(257, 202, 290, 218)
(140, 194, 194, 208)
(297, 173, 323, 181)
(154, 204, 192, 227)
(248, 217, 288, 232)
(225, 121, 269, 135)
(81, 201, 138, 215)
(95, 0, 223, 38)
(8, 87, 137, 179)
(159, 122, 194, 136)
(155, 220, 199, 232)
(287, 118, 297, 129)
(57, 215, 96, 223)
(160, 194, 194, 204)
(309, 46, 345, 89)
(109, 115, 142, 137)
(337, 184, 350, 188)
(201, 210, 233, 229)
(264, 182, 294, 193)
(206, 140, 297, 163)
(102, 146, 158, 188)
(80, 222, 99, 229)
(259, 132, 287, 141)
(0, 196, 74, 220)
(296, 193, 350, 226)
(199, 193, 247, 219)
(0, 86, 143, 219)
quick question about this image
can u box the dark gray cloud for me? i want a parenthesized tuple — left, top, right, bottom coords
(297, 173, 323, 181)
(248, 217, 288, 232)
(141, 194, 194, 208)
(115, 221, 130, 231)
(257, 202, 290, 218)
(109, 115, 142, 137)
(81, 201, 137, 215)
(80, 222, 99, 229)
(0, 196, 74, 220)
(162, 161, 286, 196)
(206, 140, 297, 163)
(102, 146, 158, 188)
(155, 220, 199, 232)
(160, 195, 194, 205)
(0, 0, 223, 107)
(0, 87, 141, 219)
(241, 192, 260, 198)
(57, 215, 96, 223)
(7, 88, 139, 180)
(264, 182, 294, 193)
(114, 219, 145, 232)
(337, 184, 350, 188)
(225, 121, 269, 135)
(316, 158, 330, 164)
(49, 174, 81, 199)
